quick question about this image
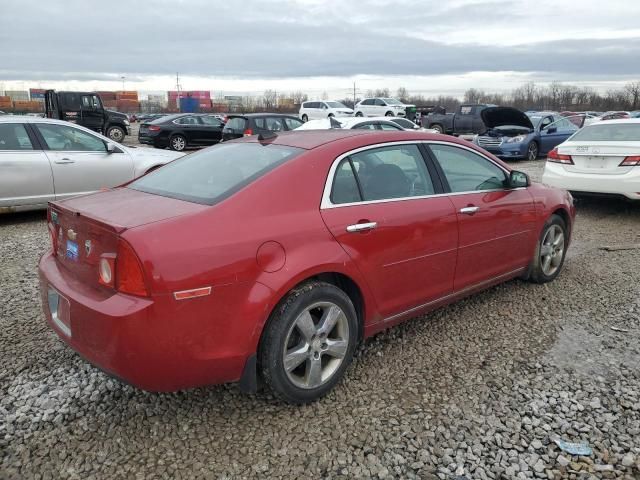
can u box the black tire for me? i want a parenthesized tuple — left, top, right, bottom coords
(301, 114, 308, 122)
(385, 111, 394, 117)
(430, 124, 444, 134)
(259, 281, 358, 404)
(328, 113, 334, 118)
(527, 141, 539, 161)
(355, 111, 363, 117)
(106, 126, 125, 143)
(169, 134, 187, 151)
(527, 214, 568, 284)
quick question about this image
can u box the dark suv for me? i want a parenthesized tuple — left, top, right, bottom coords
(222, 114, 303, 141)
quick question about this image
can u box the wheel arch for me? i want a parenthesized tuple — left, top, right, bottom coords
(551, 206, 572, 238)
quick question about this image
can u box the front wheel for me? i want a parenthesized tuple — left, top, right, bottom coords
(259, 282, 358, 404)
(169, 134, 186, 151)
(301, 114, 308, 122)
(528, 214, 567, 283)
(355, 111, 363, 117)
(106, 126, 125, 143)
(385, 111, 394, 117)
(527, 141, 539, 161)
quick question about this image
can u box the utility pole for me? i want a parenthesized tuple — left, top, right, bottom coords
(121, 76, 125, 91)
(346, 81, 361, 108)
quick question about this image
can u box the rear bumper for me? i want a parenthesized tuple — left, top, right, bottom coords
(542, 163, 640, 200)
(38, 251, 257, 391)
(138, 134, 167, 148)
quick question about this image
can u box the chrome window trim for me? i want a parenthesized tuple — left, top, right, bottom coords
(320, 140, 514, 210)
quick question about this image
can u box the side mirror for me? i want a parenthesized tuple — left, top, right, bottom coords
(106, 143, 121, 154)
(508, 170, 530, 188)
(545, 126, 557, 134)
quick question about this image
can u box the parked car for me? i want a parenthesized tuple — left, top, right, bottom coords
(39, 129, 574, 403)
(44, 90, 130, 143)
(542, 118, 640, 201)
(221, 114, 303, 141)
(473, 108, 579, 160)
(354, 98, 415, 118)
(425, 104, 494, 135)
(138, 113, 225, 151)
(299, 101, 354, 122)
(296, 116, 439, 133)
(0, 116, 184, 213)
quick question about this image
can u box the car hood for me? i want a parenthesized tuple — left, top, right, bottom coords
(481, 107, 533, 130)
(105, 109, 128, 120)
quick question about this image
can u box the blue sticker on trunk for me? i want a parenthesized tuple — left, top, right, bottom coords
(66, 240, 79, 261)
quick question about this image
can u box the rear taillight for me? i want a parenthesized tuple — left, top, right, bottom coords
(115, 239, 148, 297)
(243, 128, 253, 137)
(619, 156, 640, 166)
(547, 148, 574, 164)
(148, 125, 161, 132)
(99, 254, 116, 288)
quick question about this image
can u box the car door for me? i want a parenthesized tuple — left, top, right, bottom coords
(320, 143, 458, 318)
(174, 116, 198, 144)
(79, 94, 104, 132)
(427, 143, 537, 291)
(539, 117, 578, 155)
(373, 99, 386, 116)
(34, 122, 133, 200)
(537, 115, 558, 154)
(0, 122, 54, 208)
(198, 115, 224, 144)
(455, 105, 474, 133)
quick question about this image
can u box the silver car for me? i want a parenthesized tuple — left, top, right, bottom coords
(0, 116, 185, 213)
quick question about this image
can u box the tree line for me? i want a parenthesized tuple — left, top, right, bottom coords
(238, 81, 640, 114)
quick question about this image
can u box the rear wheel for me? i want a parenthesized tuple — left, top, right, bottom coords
(430, 124, 444, 134)
(385, 111, 394, 117)
(259, 282, 358, 404)
(355, 111, 363, 117)
(528, 214, 567, 283)
(301, 114, 308, 122)
(169, 134, 186, 151)
(106, 126, 125, 143)
(527, 141, 539, 161)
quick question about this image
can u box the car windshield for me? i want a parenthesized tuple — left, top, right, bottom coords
(382, 98, 403, 105)
(326, 102, 347, 108)
(569, 123, 640, 142)
(129, 143, 303, 205)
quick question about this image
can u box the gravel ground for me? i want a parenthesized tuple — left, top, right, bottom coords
(1, 160, 639, 480)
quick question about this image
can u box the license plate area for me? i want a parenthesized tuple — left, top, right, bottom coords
(48, 287, 71, 337)
(584, 156, 607, 169)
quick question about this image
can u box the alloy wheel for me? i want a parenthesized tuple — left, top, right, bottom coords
(171, 136, 186, 151)
(528, 142, 538, 161)
(282, 301, 349, 389)
(540, 224, 565, 276)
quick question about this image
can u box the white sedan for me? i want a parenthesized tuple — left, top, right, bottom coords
(542, 119, 640, 200)
(295, 116, 439, 132)
(0, 116, 185, 213)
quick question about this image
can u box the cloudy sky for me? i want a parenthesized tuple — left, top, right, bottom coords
(1, 0, 639, 99)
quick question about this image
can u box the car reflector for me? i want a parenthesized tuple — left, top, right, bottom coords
(173, 287, 212, 301)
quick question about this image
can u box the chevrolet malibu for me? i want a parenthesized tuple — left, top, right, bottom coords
(39, 130, 575, 403)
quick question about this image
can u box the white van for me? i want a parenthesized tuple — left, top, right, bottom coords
(299, 101, 354, 122)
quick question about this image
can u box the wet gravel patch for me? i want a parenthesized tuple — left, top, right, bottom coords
(1, 161, 640, 479)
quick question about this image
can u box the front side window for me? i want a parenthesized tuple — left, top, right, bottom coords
(330, 159, 361, 204)
(36, 124, 106, 152)
(0, 123, 34, 150)
(326, 101, 347, 109)
(353, 123, 376, 130)
(330, 144, 435, 203)
(265, 117, 285, 131)
(284, 117, 303, 130)
(130, 143, 303, 205)
(429, 144, 506, 193)
(175, 116, 197, 125)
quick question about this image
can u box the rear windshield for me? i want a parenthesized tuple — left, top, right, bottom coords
(569, 123, 640, 142)
(129, 143, 303, 205)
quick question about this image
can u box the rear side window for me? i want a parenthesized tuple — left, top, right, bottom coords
(284, 118, 303, 130)
(330, 144, 434, 204)
(130, 143, 303, 205)
(0, 123, 34, 150)
(430, 144, 506, 192)
(224, 117, 247, 131)
(569, 123, 640, 141)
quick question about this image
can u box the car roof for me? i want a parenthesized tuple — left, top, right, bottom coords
(0, 115, 79, 125)
(228, 113, 300, 118)
(235, 129, 447, 150)
(587, 118, 640, 125)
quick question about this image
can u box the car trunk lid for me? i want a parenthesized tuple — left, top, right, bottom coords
(559, 142, 639, 175)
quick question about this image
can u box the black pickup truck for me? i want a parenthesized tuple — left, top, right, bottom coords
(424, 103, 494, 135)
(44, 90, 130, 143)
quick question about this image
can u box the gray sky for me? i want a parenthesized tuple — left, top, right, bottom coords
(1, 0, 639, 98)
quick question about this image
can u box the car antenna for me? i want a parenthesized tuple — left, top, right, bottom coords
(329, 116, 343, 129)
(257, 131, 278, 141)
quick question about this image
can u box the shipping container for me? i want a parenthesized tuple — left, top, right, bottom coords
(179, 97, 199, 113)
(5, 90, 30, 101)
(96, 91, 117, 101)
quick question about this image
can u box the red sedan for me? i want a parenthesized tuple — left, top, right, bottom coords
(39, 130, 575, 403)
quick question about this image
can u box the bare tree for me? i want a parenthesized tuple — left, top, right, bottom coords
(396, 87, 409, 102)
(625, 81, 640, 110)
(374, 88, 390, 97)
(321, 91, 329, 100)
(262, 89, 278, 110)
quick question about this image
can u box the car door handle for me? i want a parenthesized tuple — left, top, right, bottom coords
(54, 158, 75, 164)
(459, 206, 480, 215)
(346, 222, 377, 233)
